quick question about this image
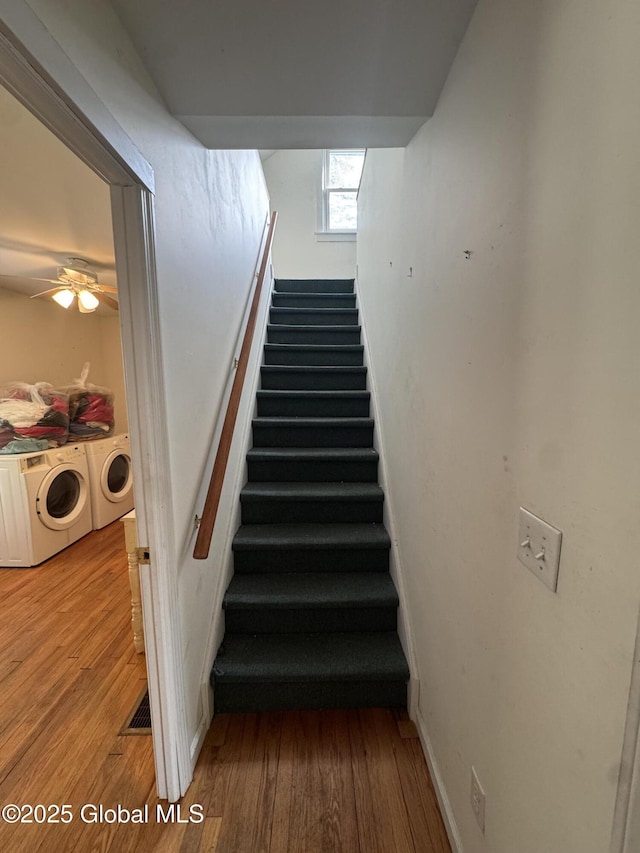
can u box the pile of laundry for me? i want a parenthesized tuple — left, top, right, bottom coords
(63, 363, 115, 440)
(0, 382, 70, 454)
(0, 364, 116, 454)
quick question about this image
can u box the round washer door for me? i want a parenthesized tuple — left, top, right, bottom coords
(100, 450, 133, 503)
(36, 465, 89, 531)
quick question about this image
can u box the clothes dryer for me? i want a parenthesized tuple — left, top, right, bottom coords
(0, 443, 92, 567)
(85, 433, 134, 529)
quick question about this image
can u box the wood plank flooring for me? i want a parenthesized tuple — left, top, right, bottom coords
(0, 522, 451, 853)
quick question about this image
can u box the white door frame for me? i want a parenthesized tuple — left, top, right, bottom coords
(0, 3, 191, 801)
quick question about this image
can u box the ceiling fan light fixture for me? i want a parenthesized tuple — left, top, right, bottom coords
(78, 289, 99, 312)
(52, 288, 75, 309)
(57, 258, 98, 287)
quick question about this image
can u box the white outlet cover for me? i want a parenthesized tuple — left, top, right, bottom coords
(518, 507, 563, 592)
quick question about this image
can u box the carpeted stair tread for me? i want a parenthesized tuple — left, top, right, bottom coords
(264, 343, 364, 363)
(252, 417, 374, 448)
(267, 324, 361, 335)
(252, 416, 374, 441)
(261, 365, 366, 374)
(272, 293, 357, 309)
(275, 278, 354, 293)
(264, 343, 363, 352)
(246, 446, 379, 482)
(270, 308, 359, 318)
(267, 324, 361, 345)
(240, 482, 384, 523)
(256, 390, 370, 418)
(253, 418, 373, 429)
(257, 390, 370, 402)
(213, 632, 409, 683)
(240, 482, 384, 502)
(258, 389, 369, 397)
(270, 307, 359, 326)
(261, 365, 367, 391)
(246, 447, 378, 462)
(253, 416, 373, 428)
(224, 572, 398, 610)
(233, 522, 391, 551)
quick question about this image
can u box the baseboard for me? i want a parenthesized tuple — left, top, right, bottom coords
(354, 274, 420, 698)
(189, 682, 214, 770)
(611, 602, 640, 853)
(407, 677, 420, 718)
(414, 707, 464, 853)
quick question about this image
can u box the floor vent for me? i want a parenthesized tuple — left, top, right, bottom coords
(120, 687, 152, 735)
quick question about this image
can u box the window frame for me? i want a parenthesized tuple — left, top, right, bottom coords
(316, 148, 365, 241)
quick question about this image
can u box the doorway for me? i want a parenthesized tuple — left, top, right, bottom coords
(0, 15, 190, 802)
(0, 73, 146, 805)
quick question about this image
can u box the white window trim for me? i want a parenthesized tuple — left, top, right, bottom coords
(314, 230, 357, 242)
(316, 148, 364, 241)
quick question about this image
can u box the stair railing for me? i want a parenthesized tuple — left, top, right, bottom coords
(193, 210, 278, 559)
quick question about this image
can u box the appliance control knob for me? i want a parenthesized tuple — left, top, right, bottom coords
(56, 453, 64, 462)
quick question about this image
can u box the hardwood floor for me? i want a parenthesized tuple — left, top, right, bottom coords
(0, 523, 451, 853)
(200, 708, 452, 853)
(0, 523, 152, 853)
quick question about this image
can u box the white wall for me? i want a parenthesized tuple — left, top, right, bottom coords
(24, 0, 270, 746)
(0, 81, 117, 287)
(0, 287, 128, 431)
(98, 316, 128, 433)
(262, 149, 356, 279)
(357, 2, 640, 852)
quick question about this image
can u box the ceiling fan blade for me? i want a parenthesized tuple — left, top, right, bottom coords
(30, 286, 67, 299)
(96, 285, 118, 294)
(0, 274, 59, 285)
(97, 293, 119, 311)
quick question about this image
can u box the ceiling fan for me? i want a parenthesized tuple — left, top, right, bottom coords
(0, 257, 118, 313)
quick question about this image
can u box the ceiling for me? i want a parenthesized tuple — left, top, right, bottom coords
(109, 0, 479, 149)
(0, 83, 116, 303)
(0, 2, 478, 299)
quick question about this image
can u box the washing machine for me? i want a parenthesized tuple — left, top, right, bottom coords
(0, 443, 92, 567)
(85, 433, 134, 530)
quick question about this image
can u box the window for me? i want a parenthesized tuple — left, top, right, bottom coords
(318, 149, 365, 239)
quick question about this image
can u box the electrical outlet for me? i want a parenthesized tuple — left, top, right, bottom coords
(471, 766, 486, 834)
(517, 507, 563, 592)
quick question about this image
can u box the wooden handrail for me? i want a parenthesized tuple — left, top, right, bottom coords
(193, 211, 278, 559)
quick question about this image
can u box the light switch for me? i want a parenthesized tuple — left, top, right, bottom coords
(517, 507, 562, 592)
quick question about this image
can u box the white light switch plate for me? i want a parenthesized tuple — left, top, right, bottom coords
(517, 507, 562, 592)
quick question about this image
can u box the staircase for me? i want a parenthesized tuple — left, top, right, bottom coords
(211, 278, 409, 712)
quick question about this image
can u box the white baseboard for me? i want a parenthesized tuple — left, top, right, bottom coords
(407, 677, 420, 718)
(353, 274, 420, 699)
(189, 682, 214, 769)
(414, 708, 464, 853)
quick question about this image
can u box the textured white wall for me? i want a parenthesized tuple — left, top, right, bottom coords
(25, 0, 270, 743)
(0, 82, 116, 287)
(263, 150, 356, 279)
(98, 315, 128, 433)
(357, 2, 640, 851)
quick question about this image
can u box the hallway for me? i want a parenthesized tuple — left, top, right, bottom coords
(184, 706, 450, 853)
(4, 1, 638, 848)
(0, 522, 449, 852)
